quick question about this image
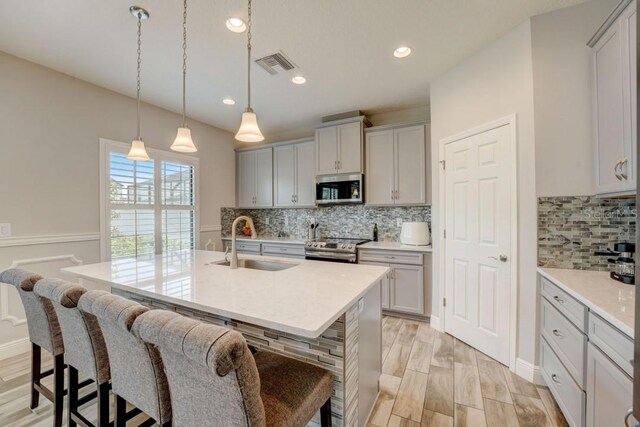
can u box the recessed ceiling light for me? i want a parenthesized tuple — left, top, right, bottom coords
(291, 76, 307, 85)
(226, 18, 246, 33)
(223, 98, 236, 105)
(393, 46, 412, 58)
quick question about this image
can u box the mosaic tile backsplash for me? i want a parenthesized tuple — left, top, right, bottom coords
(538, 196, 636, 270)
(221, 205, 431, 242)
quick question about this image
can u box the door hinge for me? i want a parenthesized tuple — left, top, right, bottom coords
(443, 229, 447, 238)
(443, 297, 446, 307)
(440, 160, 446, 170)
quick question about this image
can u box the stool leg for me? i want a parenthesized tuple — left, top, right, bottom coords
(67, 366, 78, 427)
(30, 343, 41, 410)
(115, 395, 127, 427)
(320, 398, 332, 427)
(96, 382, 110, 427)
(53, 354, 64, 427)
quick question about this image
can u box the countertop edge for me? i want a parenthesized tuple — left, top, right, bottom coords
(537, 268, 634, 338)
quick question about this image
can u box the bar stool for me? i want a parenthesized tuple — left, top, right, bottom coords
(34, 279, 112, 427)
(0, 269, 65, 427)
(78, 291, 172, 427)
(133, 309, 333, 427)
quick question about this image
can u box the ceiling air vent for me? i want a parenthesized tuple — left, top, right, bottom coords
(255, 50, 297, 75)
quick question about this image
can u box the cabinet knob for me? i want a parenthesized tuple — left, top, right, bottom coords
(550, 374, 561, 384)
(553, 295, 564, 304)
(552, 329, 562, 337)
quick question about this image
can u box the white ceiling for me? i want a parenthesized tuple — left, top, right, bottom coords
(0, 0, 588, 140)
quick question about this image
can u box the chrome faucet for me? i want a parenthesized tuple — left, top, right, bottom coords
(230, 216, 257, 269)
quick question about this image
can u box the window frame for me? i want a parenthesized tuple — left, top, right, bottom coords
(99, 138, 200, 261)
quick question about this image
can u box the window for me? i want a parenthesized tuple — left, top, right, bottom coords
(101, 139, 199, 261)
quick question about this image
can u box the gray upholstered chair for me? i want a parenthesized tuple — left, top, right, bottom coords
(0, 268, 65, 427)
(78, 291, 171, 427)
(133, 309, 334, 427)
(33, 279, 112, 427)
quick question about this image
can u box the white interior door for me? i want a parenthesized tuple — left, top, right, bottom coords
(444, 124, 512, 365)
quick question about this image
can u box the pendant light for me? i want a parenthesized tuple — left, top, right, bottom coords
(235, 0, 264, 143)
(127, 6, 150, 161)
(171, 0, 197, 153)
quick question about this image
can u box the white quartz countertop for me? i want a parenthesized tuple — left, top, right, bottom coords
(538, 268, 634, 338)
(221, 236, 307, 245)
(359, 241, 433, 253)
(62, 250, 388, 338)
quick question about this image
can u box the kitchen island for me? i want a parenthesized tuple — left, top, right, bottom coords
(63, 250, 388, 427)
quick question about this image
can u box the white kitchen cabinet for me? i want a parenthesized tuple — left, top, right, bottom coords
(236, 147, 273, 208)
(389, 264, 424, 315)
(591, 0, 636, 196)
(586, 343, 634, 427)
(359, 260, 391, 310)
(315, 118, 366, 175)
(274, 140, 315, 207)
(366, 124, 427, 206)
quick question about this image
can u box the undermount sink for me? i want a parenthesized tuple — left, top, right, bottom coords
(211, 259, 298, 271)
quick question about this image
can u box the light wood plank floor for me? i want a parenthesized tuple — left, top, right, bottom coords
(0, 316, 567, 427)
(369, 316, 568, 427)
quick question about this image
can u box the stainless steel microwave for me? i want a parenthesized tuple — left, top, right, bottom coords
(315, 174, 363, 205)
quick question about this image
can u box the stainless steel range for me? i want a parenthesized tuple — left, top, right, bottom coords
(305, 237, 370, 263)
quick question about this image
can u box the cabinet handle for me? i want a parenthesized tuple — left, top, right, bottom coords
(551, 374, 561, 385)
(384, 255, 396, 259)
(337, 160, 341, 170)
(621, 158, 628, 180)
(391, 189, 395, 200)
(334, 160, 338, 170)
(552, 329, 562, 337)
(553, 295, 564, 304)
(615, 161, 623, 181)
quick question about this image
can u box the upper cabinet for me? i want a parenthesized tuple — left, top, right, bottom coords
(274, 140, 315, 207)
(590, 0, 637, 196)
(366, 123, 429, 206)
(236, 147, 273, 208)
(315, 117, 369, 175)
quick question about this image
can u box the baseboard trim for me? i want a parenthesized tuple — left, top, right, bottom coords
(0, 337, 31, 360)
(429, 315, 442, 331)
(515, 358, 544, 384)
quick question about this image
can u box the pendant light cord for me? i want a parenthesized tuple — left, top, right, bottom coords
(136, 14, 142, 140)
(182, 0, 188, 126)
(246, 0, 252, 111)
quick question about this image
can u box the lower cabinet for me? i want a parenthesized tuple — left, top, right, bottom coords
(586, 343, 634, 427)
(359, 249, 430, 316)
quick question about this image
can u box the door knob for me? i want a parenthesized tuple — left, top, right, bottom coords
(489, 254, 508, 262)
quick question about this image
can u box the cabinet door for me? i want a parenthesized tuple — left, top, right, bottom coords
(594, 23, 626, 194)
(586, 343, 635, 427)
(274, 145, 295, 207)
(621, 2, 637, 191)
(395, 125, 426, 205)
(390, 264, 424, 315)
(359, 260, 390, 309)
(254, 148, 273, 207)
(366, 130, 395, 205)
(337, 121, 363, 174)
(295, 141, 316, 207)
(236, 151, 256, 208)
(315, 126, 338, 175)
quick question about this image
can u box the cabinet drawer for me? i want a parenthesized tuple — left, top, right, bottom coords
(540, 298, 587, 388)
(540, 275, 587, 332)
(223, 240, 261, 254)
(261, 243, 305, 257)
(589, 313, 634, 377)
(358, 250, 422, 265)
(540, 337, 585, 427)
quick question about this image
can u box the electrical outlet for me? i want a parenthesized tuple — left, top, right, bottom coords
(396, 218, 403, 227)
(0, 223, 11, 238)
(265, 217, 270, 225)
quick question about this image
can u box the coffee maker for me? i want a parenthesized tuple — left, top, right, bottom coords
(607, 242, 635, 285)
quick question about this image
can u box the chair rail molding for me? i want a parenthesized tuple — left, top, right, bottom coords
(0, 232, 100, 248)
(199, 225, 222, 233)
(1, 254, 83, 326)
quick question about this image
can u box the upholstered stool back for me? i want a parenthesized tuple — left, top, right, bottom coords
(34, 279, 110, 384)
(133, 309, 266, 426)
(79, 291, 171, 425)
(0, 269, 63, 356)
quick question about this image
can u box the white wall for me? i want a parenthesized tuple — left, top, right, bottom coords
(0, 51, 235, 358)
(430, 20, 539, 372)
(531, 0, 619, 197)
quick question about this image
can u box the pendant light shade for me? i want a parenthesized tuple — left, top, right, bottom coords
(235, 0, 264, 143)
(235, 109, 264, 143)
(128, 139, 150, 161)
(171, 126, 197, 152)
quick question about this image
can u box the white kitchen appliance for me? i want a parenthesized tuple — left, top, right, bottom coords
(400, 222, 430, 246)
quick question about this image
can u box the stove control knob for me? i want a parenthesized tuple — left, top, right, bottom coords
(348, 244, 353, 250)
(342, 244, 347, 249)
